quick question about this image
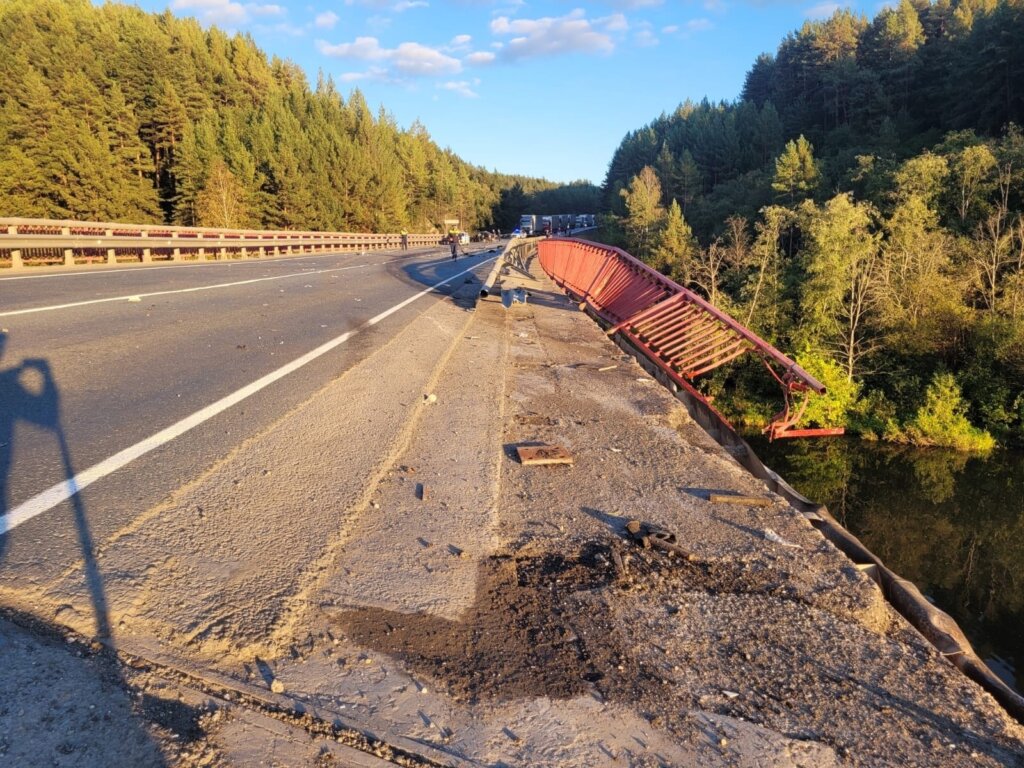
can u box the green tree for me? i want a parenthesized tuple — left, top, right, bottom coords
(620, 166, 665, 261)
(772, 135, 820, 204)
(799, 193, 882, 380)
(196, 158, 250, 228)
(903, 372, 996, 451)
(653, 199, 698, 281)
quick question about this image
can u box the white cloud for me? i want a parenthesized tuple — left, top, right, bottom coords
(249, 3, 283, 16)
(466, 51, 496, 65)
(704, 0, 726, 12)
(267, 21, 306, 35)
(490, 9, 617, 60)
(438, 80, 479, 98)
(172, 0, 247, 25)
(393, 0, 428, 10)
(318, 36, 462, 77)
(805, 1, 840, 18)
(685, 18, 713, 32)
(634, 29, 658, 46)
(392, 41, 462, 75)
(596, 12, 628, 32)
(171, 0, 284, 26)
(662, 24, 679, 33)
(338, 66, 386, 82)
(315, 10, 339, 28)
(318, 36, 391, 60)
(451, 34, 473, 46)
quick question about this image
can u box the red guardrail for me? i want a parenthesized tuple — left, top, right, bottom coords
(537, 238, 841, 439)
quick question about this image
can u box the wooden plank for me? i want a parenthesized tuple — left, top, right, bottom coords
(708, 493, 773, 506)
(516, 444, 573, 466)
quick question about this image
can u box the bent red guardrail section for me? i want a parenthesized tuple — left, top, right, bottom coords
(536, 237, 842, 439)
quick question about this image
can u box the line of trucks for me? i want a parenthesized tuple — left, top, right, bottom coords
(518, 213, 596, 236)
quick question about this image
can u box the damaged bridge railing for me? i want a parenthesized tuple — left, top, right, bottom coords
(536, 237, 841, 440)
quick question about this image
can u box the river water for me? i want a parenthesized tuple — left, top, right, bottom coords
(747, 436, 1023, 693)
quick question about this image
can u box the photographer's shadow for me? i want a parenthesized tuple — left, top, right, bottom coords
(0, 331, 110, 640)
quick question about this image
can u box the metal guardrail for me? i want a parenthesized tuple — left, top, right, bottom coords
(0, 217, 444, 270)
(536, 237, 842, 439)
(479, 236, 540, 298)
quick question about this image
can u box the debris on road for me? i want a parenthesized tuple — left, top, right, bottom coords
(763, 528, 802, 549)
(625, 519, 696, 561)
(423, 393, 437, 404)
(516, 444, 573, 466)
(709, 493, 773, 506)
(598, 365, 618, 372)
(417, 483, 428, 501)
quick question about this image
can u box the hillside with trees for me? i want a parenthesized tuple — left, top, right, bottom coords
(602, 0, 1024, 450)
(0, 0, 597, 233)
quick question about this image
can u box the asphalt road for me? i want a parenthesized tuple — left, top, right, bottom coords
(0, 245, 497, 590)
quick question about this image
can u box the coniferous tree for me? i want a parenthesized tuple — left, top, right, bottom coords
(772, 136, 820, 204)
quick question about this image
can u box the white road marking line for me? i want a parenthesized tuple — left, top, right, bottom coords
(1, 258, 495, 535)
(0, 252, 359, 282)
(0, 264, 370, 317)
(0, 261, 279, 282)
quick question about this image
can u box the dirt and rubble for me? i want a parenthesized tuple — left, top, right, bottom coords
(2, 252, 1024, 766)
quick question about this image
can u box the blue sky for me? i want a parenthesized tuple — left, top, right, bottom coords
(127, 0, 878, 184)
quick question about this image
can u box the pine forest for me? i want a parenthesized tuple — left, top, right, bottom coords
(602, 0, 1024, 450)
(0, 0, 599, 234)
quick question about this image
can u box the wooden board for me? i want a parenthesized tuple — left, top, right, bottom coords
(708, 493, 772, 506)
(516, 444, 574, 466)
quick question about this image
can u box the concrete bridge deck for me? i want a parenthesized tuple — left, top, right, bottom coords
(1, 245, 1022, 766)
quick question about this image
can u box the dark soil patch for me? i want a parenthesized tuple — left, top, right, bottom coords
(329, 543, 652, 704)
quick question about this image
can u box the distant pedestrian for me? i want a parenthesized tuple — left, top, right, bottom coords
(400, 229, 409, 250)
(448, 227, 458, 259)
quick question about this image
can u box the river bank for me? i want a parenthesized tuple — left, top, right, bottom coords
(749, 436, 1023, 695)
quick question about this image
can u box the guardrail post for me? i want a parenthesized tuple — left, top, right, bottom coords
(217, 240, 227, 260)
(172, 232, 181, 261)
(141, 230, 152, 262)
(105, 228, 116, 265)
(7, 225, 24, 270)
(241, 245, 248, 259)
(61, 226, 74, 266)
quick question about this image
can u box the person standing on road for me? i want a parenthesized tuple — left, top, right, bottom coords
(448, 227, 458, 259)
(400, 229, 409, 250)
